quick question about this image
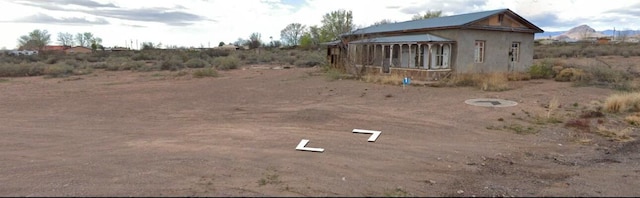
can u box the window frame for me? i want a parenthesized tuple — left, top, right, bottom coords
(510, 42, 520, 62)
(474, 40, 485, 63)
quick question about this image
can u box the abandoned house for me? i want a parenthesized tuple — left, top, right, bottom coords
(324, 8, 544, 81)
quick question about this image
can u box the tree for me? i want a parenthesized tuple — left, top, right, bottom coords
(75, 33, 86, 47)
(280, 23, 306, 46)
(233, 38, 248, 47)
(17, 29, 51, 50)
(218, 41, 225, 47)
(411, 10, 442, 20)
(57, 32, 74, 46)
(373, 19, 395, 26)
(141, 42, 161, 50)
(320, 9, 355, 41)
(90, 37, 103, 51)
(248, 32, 262, 49)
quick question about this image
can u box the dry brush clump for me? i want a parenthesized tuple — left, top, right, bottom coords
(603, 92, 640, 113)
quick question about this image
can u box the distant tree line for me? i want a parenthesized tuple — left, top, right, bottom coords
(17, 29, 104, 51)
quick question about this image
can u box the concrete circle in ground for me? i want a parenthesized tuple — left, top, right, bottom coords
(465, 98, 518, 107)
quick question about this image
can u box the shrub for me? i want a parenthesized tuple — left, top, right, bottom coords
(603, 92, 640, 113)
(161, 56, 185, 71)
(185, 58, 208, 68)
(205, 49, 230, 57)
(44, 63, 74, 77)
(294, 52, 325, 67)
(213, 56, 240, 70)
(555, 68, 590, 82)
(192, 68, 219, 78)
(121, 61, 146, 71)
(131, 52, 152, 61)
(528, 61, 555, 79)
(0, 63, 45, 77)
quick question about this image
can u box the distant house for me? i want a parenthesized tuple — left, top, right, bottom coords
(8, 50, 38, 56)
(216, 44, 240, 51)
(597, 37, 612, 44)
(65, 46, 92, 54)
(325, 8, 544, 81)
(42, 45, 70, 52)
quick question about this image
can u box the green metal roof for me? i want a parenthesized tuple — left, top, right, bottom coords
(345, 8, 542, 36)
(349, 34, 452, 44)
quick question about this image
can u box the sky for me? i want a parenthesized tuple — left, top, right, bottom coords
(0, 0, 638, 49)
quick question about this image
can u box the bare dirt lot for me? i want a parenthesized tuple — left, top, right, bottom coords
(1, 64, 639, 196)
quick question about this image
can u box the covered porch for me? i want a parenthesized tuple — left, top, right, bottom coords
(347, 34, 455, 80)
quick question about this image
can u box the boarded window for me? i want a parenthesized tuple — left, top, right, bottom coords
(474, 40, 485, 63)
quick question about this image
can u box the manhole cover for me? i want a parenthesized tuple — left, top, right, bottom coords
(465, 98, 518, 107)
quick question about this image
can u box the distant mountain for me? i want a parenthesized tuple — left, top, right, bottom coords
(535, 25, 640, 40)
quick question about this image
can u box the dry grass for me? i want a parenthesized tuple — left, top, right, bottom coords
(446, 72, 512, 91)
(603, 92, 640, 113)
(624, 113, 640, 126)
(595, 126, 634, 142)
(362, 73, 404, 85)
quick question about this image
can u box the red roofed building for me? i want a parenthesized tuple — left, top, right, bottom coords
(42, 45, 70, 52)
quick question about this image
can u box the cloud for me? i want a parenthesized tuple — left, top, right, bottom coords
(9, 0, 213, 26)
(605, 2, 640, 17)
(397, 0, 488, 15)
(90, 8, 215, 26)
(3, 13, 110, 25)
(121, 23, 146, 28)
(526, 13, 566, 28)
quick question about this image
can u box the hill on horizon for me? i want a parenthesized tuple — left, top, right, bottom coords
(534, 24, 640, 40)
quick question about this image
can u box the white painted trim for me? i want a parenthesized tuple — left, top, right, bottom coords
(295, 139, 324, 152)
(352, 129, 382, 142)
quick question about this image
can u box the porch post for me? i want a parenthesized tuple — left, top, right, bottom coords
(389, 44, 394, 67)
(408, 44, 412, 68)
(399, 44, 403, 68)
(373, 44, 377, 66)
(418, 44, 422, 69)
(427, 44, 432, 69)
(381, 45, 385, 66)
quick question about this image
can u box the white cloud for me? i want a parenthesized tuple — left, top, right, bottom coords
(0, 0, 638, 49)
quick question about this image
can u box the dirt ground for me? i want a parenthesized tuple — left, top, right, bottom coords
(1, 63, 639, 196)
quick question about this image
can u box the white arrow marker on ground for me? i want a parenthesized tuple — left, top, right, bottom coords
(295, 139, 324, 152)
(352, 129, 382, 142)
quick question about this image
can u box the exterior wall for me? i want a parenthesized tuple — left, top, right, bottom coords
(337, 29, 536, 75)
(453, 29, 534, 73)
(65, 47, 92, 54)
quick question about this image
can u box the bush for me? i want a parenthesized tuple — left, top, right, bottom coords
(555, 68, 590, 82)
(185, 58, 208, 68)
(121, 61, 146, 71)
(528, 61, 555, 79)
(192, 68, 219, 78)
(603, 92, 640, 113)
(205, 49, 230, 57)
(131, 52, 152, 61)
(294, 52, 325, 67)
(161, 56, 185, 71)
(213, 56, 240, 70)
(44, 63, 74, 77)
(0, 63, 45, 77)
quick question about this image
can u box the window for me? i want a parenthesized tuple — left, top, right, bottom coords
(498, 14, 504, 23)
(435, 45, 444, 67)
(474, 40, 485, 63)
(384, 45, 399, 59)
(510, 42, 520, 62)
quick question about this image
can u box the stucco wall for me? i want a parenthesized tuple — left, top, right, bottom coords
(452, 30, 534, 73)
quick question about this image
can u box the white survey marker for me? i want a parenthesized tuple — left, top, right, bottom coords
(352, 129, 382, 142)
(295, 139, 324, 152)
